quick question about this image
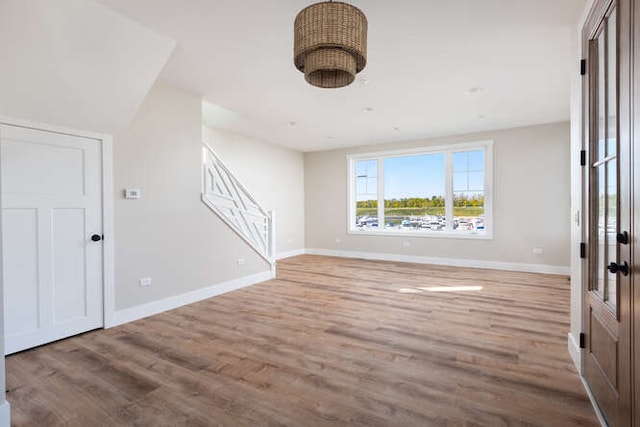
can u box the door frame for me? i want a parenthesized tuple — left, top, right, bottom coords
(578, 0, 635, 425)
(633, 0, 640, 420)
(0, 115, 116, 328)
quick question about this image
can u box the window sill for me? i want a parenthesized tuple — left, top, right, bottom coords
(347, 228, 493, 240)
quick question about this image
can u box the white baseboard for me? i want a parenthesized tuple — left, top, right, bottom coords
(568, 332, 582, 372)
(569, 333, 607, 426)
(275, 249, 306, 260)
(0, 400, 10, 427)
(107, 270, 275, 328)
(578, 372, 608, 426)
(305, 248, 570, 275)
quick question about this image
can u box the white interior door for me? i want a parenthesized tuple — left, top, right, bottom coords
(1, 124, 103, 354)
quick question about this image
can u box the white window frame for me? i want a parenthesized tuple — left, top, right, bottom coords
(347, 140, 494, 240)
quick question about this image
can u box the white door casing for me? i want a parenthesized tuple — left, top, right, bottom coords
(1, 124, 104, 354)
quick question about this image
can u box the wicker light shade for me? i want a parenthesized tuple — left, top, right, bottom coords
(294, 1, 367, 89)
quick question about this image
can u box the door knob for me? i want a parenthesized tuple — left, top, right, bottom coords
(90, 234, 102, 242)
(607, 261, 629, 276)
(617, 231, 629, 245)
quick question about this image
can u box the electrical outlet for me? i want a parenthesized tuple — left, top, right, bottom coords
(139, 277, 152, 286)
(124, 188, 141, 199)
(533, 247, 544, 255)
(335, 238, 341, 244)
(403, 241, 411, 248)
(237, 258, 247, 265)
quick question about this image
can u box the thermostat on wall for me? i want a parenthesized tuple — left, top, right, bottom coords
(124, 188, 141, 199)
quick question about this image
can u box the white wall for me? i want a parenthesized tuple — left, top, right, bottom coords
(0, 153, 8, 425)
(305, 122, 571, 272)
(203, 127, 305, 258)
(113, 81, 271, 311)
(0, 0, 175, 135)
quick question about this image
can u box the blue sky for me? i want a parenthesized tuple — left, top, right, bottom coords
(384, 154, 445, 199)
(356, 150, 484, 200)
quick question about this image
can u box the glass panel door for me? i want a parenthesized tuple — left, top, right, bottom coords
(591, 10, 618, 312)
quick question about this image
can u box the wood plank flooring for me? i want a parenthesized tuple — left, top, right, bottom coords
(6, 255, 598, 426)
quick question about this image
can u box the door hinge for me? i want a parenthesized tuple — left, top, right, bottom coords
(580, 150, 586, 166)
(580, 59, 587, 76)
(580, 242, 586, 259)
(579, 332, 586, 349)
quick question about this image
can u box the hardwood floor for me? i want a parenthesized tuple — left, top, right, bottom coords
(6, 255, 598, 426)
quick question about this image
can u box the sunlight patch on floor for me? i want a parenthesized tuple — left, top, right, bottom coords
(398, 285, 483, 293)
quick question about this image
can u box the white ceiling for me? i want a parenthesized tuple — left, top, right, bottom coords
(0, 0, 175, 134)
(97, 0, 585, 152)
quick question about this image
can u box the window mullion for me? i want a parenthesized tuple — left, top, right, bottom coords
(351, 159, 358, 230)
(377, 158, 384, 228)
(445, 151, 454, 232)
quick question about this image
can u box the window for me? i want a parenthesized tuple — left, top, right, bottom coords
(348, 141, 492, 238)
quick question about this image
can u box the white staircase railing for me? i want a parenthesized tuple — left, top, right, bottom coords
(201, 145, 274, 264)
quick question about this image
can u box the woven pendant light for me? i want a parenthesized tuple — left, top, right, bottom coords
(294, 1, 368, 89)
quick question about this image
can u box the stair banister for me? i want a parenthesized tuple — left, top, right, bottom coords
(201, 144, 274, 265)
